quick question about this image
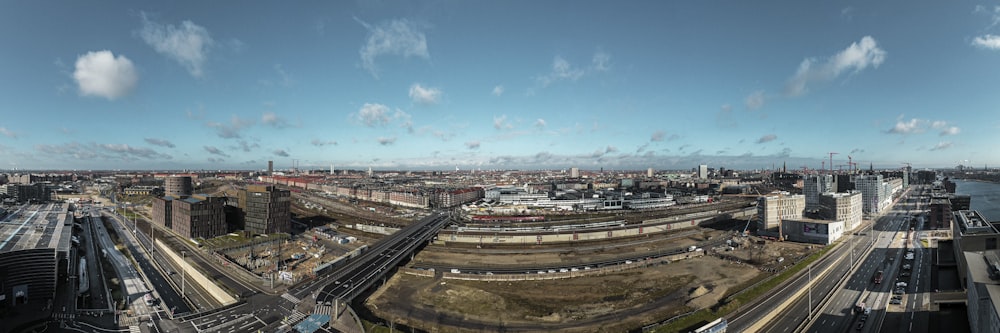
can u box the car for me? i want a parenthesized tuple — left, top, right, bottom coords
(894, 288, 906, 294)
(901, 272, 911, 277)
(856, 323, 864, 330)
(889, 298, 902, 304)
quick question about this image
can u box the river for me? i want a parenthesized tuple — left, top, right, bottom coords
(954, 179, 1000, 222)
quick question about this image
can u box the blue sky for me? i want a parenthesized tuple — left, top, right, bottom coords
(1, 1, 999, 171)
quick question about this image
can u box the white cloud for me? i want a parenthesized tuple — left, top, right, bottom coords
(592, 52, 611, 71)
(206, 115, 254, 139)
(538, 56, 585, 86)
(651, 130, 666, 142)
(534, 118, 547, 129)
(972, 34, 1000, 50)
(465, 141, 480, 149)
(144, 138, 174, 148)
(73, 50, 138, 100)
(311, 139, 337, 147)
(492, 85, 504, 96)
(357, 18, 429, 78)
(940, 126, 961, 136)
(886, 118, 926, 134)
(262, 112, 293, 128)
(756, 134, 777, 143)
(204, 145, 229, 157)
(138, 13, 214, 77)
(377, 136, 397, 145)
(356, 103, 392, 127)
(409, 83, 441, 105)
(493, 115, 513, 130)
(745, 90, 766, 110)
(0, 127, 17, 138)
(785, 36, 886, 96)
(929, 141, 952, 151)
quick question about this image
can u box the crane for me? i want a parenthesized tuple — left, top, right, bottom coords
(848, 155, 857, 174)
(828, 152, 839, 173)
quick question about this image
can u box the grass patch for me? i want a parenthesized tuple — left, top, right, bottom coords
(652, 244, 834, 333)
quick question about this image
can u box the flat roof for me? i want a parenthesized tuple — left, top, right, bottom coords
(0, 203, 72, 253)
(963, 251, 1000, 321)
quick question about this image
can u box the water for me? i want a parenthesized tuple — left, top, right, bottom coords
(954, 179, 1000, 222)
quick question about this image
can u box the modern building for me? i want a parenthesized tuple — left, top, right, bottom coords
(647, 168, 654, 178)
(952, 210, 1000, 286)
(237, 185, 291, 235)
(855, 175, 891, 214)
(757, 192, 806, 236)
(929, 196, 953, 230)
(698, 165, 708, 179)
(570, 167, 580, 178)
(171, 194, 227, 239)
(781, 218, 845, 245)
(164, 176, 193, 197)
(951, 194, 972, 211)
(963, 250, 1000, 333)
(0, 203, 72, 308)
(803, 174, 836, 211)
(819, 191, 863, 231)
(268, 160, 274, 175)
(151, 196, 174, 229)
(6, 183, 51, 203)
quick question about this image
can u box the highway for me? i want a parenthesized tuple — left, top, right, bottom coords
(87, 208, 156, 321)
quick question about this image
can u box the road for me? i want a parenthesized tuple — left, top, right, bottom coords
(88, 208, 156, 321)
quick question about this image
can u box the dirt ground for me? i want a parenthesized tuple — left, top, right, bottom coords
(366, 230, 819, 332)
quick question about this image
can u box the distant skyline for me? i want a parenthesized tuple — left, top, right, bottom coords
(2, 1, 999, 171)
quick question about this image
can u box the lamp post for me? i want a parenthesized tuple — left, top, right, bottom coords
(807, 263, 812, 321)
(181, 251, 186, 298)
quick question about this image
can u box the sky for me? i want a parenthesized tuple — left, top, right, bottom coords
(2, 1, 999, 171)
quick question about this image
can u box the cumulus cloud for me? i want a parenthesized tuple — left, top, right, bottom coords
(138, 13, 214, 77)
(409, 83, 441, 105)
(234, 140, 259, 152)
(785, 36, 886, 96)
(0, 127, 18, 138)
(203, 145, 229, 157)
(73, 50, 138, 100)
(931, 121, 961, 136)
(36, 142, 171, 161)
(262, 112, 293, 128)
(207, 115, 254, 139)
(357, 18, 429, 78)
(651, 130, 666, 142)
(887, 118, 925, 134)
(273, 149, 289, 157)
(144, 138, 174, 148)
(493, 115, 512, 130)
(534, 118, 547, 129)
(972, 35, 1000, 50)
(745, 90, 766, 110)
(311, 139, 337, 147)
(592, 52, 611, 71)
(756, 134, 778, 143)
(377, 136, 397, 145)
(538, 56, 585, 86)
(355, 103, 393, 127)
(929, 141, 953, 151)
(465, 141, 480, 149)
(492, 85, 504, 96)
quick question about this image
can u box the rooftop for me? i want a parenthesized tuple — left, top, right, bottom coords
(955, 210, 999, 235)
(0, 203, 73, 253)
(963, 251, 1000, 321)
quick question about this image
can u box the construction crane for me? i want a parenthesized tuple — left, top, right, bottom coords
(828, 152, 839, 173)
(848, 155, 857, 174)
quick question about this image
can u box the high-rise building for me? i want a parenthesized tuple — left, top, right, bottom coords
(171, 194, 227, 239)
(238, 185, 291, 235)
(819, 191, 863, 231)
(570, 167, 580, 178)
(164, 176, 193, 197)
(698, 165, 708, 179)
(757, 192, 806, 236)
(267, 160, 274, 175)
(647, 168, 654, 178)
(803, 175, 836, 211)
(855, 175, 890, 214)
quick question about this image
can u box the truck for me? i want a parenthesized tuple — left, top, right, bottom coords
(873, 271, 883, 284)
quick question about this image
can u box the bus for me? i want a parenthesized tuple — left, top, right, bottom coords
(692, 318, 727, 333)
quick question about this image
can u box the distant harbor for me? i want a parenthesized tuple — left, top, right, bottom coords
(954, 179, 1000, 222)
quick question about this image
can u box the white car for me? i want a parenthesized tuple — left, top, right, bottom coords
(896, 282, 907, 287)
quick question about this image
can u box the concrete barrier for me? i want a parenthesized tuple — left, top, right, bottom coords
(155, 239, 237, 305)
(433, 251, 704, 282)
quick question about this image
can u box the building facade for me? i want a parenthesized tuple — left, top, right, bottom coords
(964, 251, 1000, 333)
(151, 196, 174, 229)
(238, 185, 291, 235)
(781, 218, 845, 245)
(819, 191, 864, 231)
(6, 183, 51, 203)
(164, 176, 193, 197)
(171, 194, 226, 239)
(757, 192, 805, 236)
(803, 174, 836, 211)
(698, 165, 708, 179)
(855, 175, 890, 214)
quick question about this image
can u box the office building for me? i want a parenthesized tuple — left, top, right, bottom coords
(952, 210, 1000, 286)
(963, 250, 1000, 333)
(647, 168, 654, 178)
(819, 191, 863, 231)
(803, 174, 836, 211)
(151, 196, 174, 229)
(0, 204, 72, 308)
(238, 185, 291, 235)
(570, 167, 580, 178)
(951, 194, 972, 211)
(164, 176, 193, 197)
(172, 194, 226, 239)
(698, 165, 708, 179)
(6, 183, 51, 203)
(855, 175, 890, 214)
(929, 196, 953, 230)
(757, 192, 806, 236)
(780, 218, 845, 245)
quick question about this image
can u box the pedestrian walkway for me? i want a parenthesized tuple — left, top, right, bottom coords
(281, 292, 301, 304)
(284, 309, 308, 324)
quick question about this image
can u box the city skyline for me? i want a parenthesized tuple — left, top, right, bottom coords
(2, 1, 998, 171)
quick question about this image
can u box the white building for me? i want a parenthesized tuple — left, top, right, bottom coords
(855, 175, 891, 214)
(781, 218, 845, 245)
(698, 164, 708, 179)
(802, 174, 835, 211)
(819, 191, 864, 231)
(570, 167, 580, 178)
(757, 192, 806, 236)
